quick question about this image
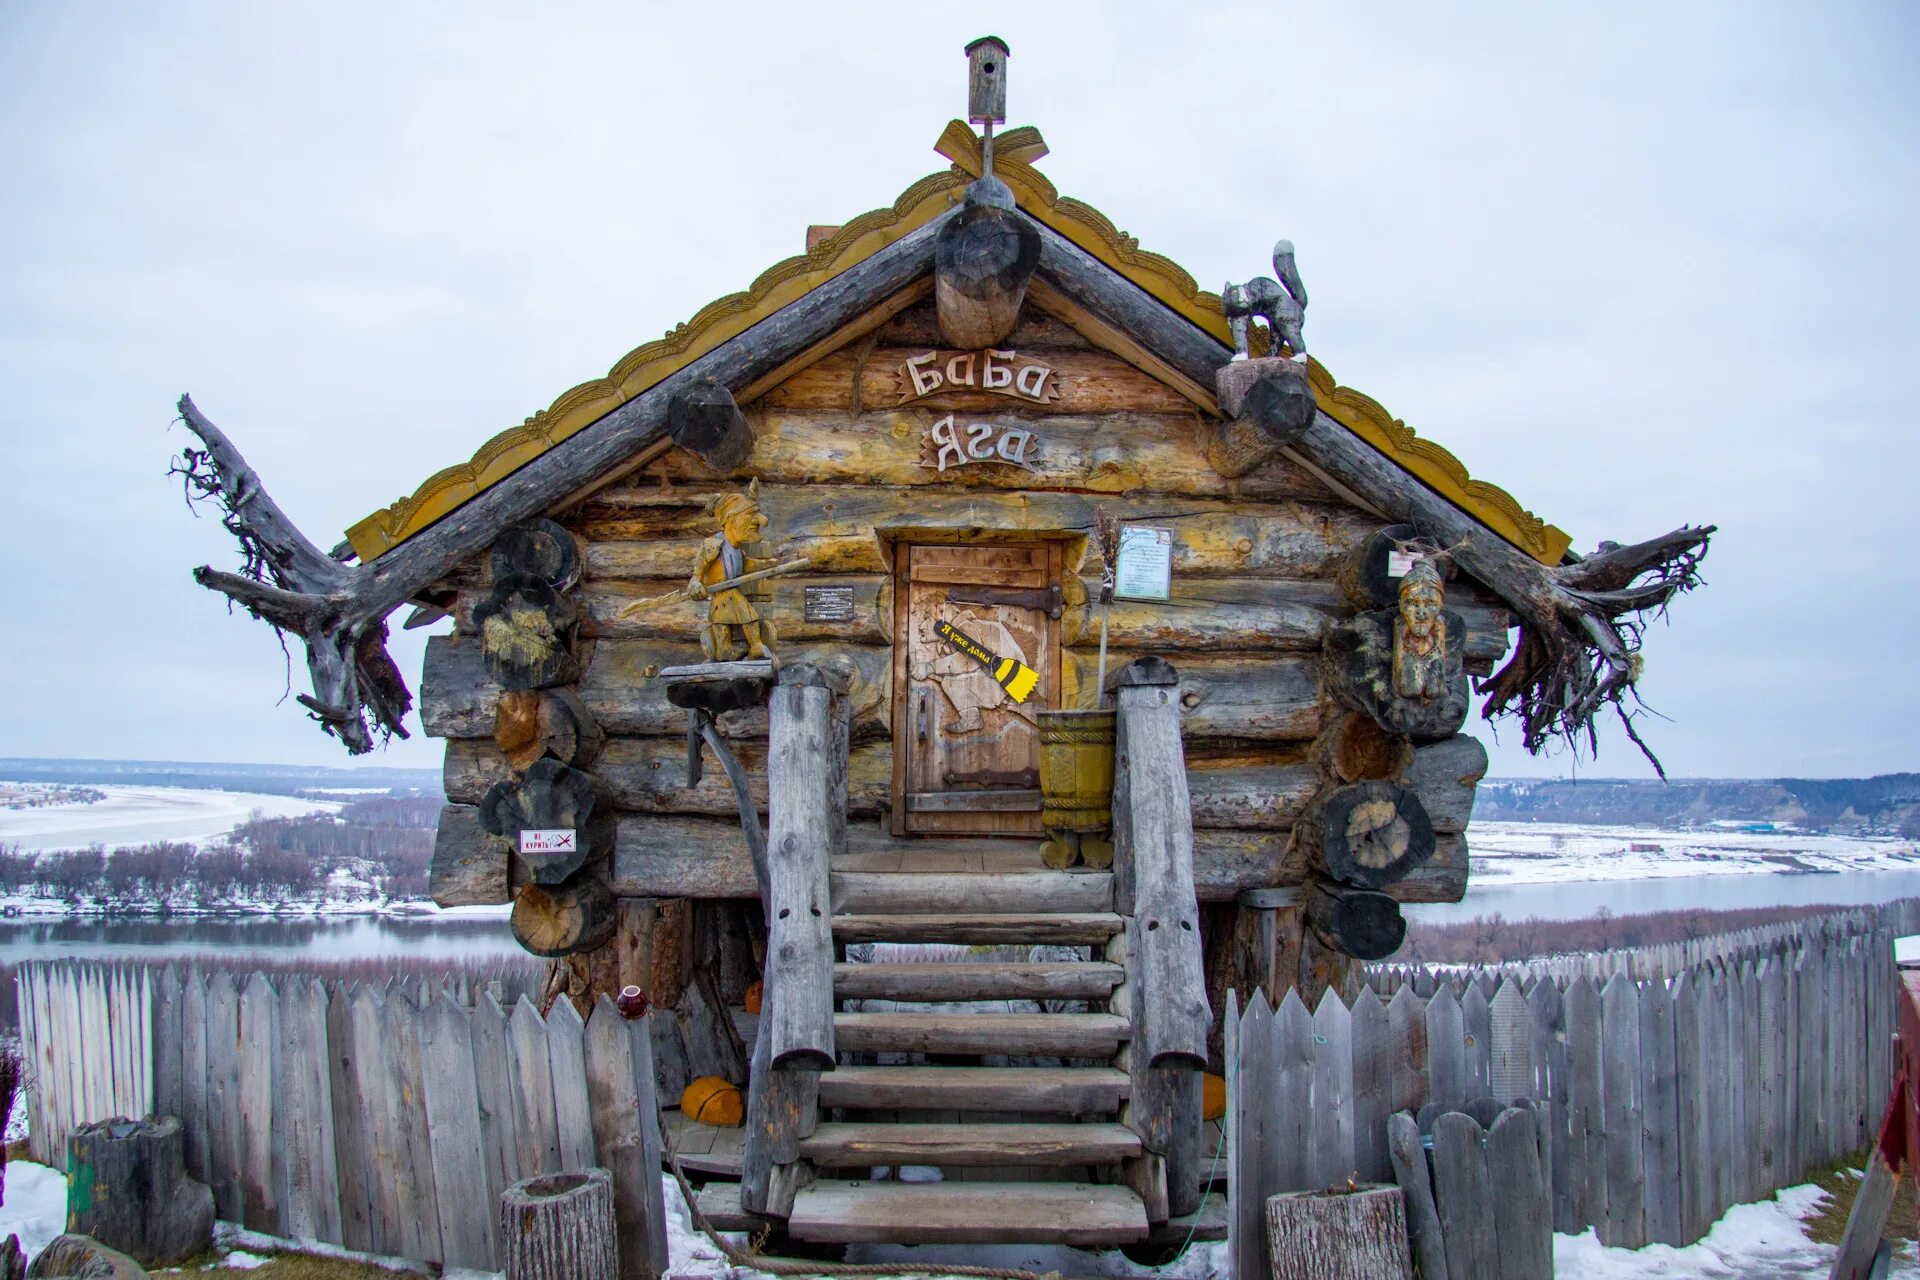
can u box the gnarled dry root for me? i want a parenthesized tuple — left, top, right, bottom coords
(172, 394, 411, 753)
(1474, 525, 1714, 778)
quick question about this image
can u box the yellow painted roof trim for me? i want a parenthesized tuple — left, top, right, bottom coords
(348, 123, 1570, 567)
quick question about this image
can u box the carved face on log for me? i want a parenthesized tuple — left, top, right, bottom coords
(715, 494, 767, 548)
(1392, 560, 1448, 700)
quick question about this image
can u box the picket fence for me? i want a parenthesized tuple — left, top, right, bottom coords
(1228, 903, 1906, 1279)
(16, 964, 667, 1276)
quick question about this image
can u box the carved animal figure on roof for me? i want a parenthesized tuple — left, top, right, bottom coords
(1224, 238, 1309, 361)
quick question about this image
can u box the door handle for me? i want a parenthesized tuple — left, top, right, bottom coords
(946, 584, 1064, 619)
(916, 688, 931, 743)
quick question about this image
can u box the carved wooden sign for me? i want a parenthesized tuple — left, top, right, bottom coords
(922, 414, 1041, 473)
(898, 349, 1058, 405)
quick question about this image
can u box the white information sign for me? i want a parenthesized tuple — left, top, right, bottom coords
(1387, 550, 1418, 578)
(1113, 526, 1173, 602)
(518, 829, 578, 855)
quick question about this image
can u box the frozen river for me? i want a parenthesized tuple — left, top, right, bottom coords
(0, 784, 337, 851)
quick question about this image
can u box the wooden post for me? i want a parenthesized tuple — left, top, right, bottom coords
(64, 1116, 215, 1268)
(1109, 657, 1209, 1219)
(763, 663, 840, 1071)
(500, 1168, 618, 1280)
(1263, 1185, 1412, 1280)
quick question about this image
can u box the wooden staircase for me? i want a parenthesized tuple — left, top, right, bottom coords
(732, 658, 1211, 1251)
(786, 863, 1154, 1246)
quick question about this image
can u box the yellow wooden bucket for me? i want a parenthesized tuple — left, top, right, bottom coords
(1037, 709, 1115, 834)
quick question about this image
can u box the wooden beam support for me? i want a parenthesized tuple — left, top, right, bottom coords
(762, 665, 838, 1071)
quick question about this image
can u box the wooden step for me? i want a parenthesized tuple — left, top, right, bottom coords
(816, 1064, 1130, 1112)
(800, 1121, 1140, 1167)
(834, 1011, 1130, 1057)
(788, 1179, 1150, 1245)
(831, 871, 1113, 915)
(832, 912, 1124, 945)
(833, 961, 1124, 1002)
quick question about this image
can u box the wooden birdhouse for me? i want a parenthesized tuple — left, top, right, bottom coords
(965, 36, 1008, 124)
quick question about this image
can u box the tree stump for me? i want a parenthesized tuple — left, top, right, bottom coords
(500, 1168, 618, 1280)
(1264, 1184, 1412, 1280)
(63, 1117, 212, 1268)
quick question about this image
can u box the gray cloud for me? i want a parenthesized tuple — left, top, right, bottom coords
(1, 2, 1913, 778)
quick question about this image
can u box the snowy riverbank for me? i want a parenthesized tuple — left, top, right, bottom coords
(0, 783, 338, 852)
(1469, 820, 1920, 885)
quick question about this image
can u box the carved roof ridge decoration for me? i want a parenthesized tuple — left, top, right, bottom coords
(347, 121, 1570, 566)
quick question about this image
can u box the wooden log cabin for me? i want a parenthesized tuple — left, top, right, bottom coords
(174, 40, 1712, 1253)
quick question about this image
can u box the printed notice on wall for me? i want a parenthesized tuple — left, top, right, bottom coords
(1113, 525, 1173, 602)
(804, 585, 856, 623)
(519, 829, 577, 855)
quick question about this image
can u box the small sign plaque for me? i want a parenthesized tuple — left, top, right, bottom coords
(1113, 526, 1173, 602)
(518, 829, 577, 855)
(1387, 550, 1418, 578)
(804, 585, 856, 623)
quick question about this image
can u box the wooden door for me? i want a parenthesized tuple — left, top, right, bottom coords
(893, 543, 1062, 835)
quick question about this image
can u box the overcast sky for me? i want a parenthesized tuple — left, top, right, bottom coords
(1, 3, 1914, 780)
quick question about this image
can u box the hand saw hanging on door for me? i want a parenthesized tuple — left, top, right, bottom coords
(933, 618, 1041, 703)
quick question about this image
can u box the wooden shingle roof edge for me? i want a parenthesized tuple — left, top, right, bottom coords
(344, 122, 1572, 567)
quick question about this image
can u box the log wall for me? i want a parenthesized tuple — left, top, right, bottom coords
(421, 299, 1509, 905)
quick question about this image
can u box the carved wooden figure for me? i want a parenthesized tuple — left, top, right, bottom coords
(690, 481, 780, 662)
(1327, 557, 1470, 741)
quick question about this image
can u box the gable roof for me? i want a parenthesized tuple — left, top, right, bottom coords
(345, 124, 1572, 567)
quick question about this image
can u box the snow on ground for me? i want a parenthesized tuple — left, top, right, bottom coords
(0, 784, 338, 852)
(0, 1160, 1907, 1278)
(1469, 820, 1920, 885)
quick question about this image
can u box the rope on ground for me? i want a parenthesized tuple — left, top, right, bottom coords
(659, 1109, 1064, 1280)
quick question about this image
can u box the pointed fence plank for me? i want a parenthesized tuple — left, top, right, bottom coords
(1489, 979, 1531, 1105)
(385, 990, 443, 1264)
(1432, 1111, 1498, 1279)
(203, 973, 244, 1222)
(237, 972, 285, 1233)
(1310, 990, 1355, 1188)
(1703, 964, 1733, 1222)
(509, 995, 563, 1176)
(1387, 986, 1428, 1119)
(1426, 987, 1465, 1111)
(1565, 976, 1605, 1233)
(1638, 975, 1682, 1246)
(423, 995, 493, 1271)
(1350, 988, 1393, 1183)
(179, 971, 209, 1184)
(1526, 978, 1570, 1234)
(1275, 991, 1315, 1193)
(1230, 994, 1277, 1280)
(545, 995, 598, 1170)
(470, 992, 519, 1247)
(1756, 959, 1785, 1200)
(1600, 973, 1645, 1247)
(151, 967, 182, 1124)
(1387, 1110, 1447, 1280)
(1487, 1107, 1551, 1280)
(1461, 982, 1493, 1102)
(327, 983, 375, 1254)
(584, 998, 669, 1280)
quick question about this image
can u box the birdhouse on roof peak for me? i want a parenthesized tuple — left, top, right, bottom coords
(965, 36, 1008, 125)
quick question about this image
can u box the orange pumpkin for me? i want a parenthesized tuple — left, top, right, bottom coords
(743, 980, 763, 1015)
(682, 1075, 744, 1127)
(1202, 1072, 1227, 1122)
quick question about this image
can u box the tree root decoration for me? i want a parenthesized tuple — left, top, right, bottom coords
(1472, 524, 1715, 778)
(172, 394, 412, 754)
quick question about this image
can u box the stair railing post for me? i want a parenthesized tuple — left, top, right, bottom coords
(1109, 656, 1211, 1219)
(741, 662, 843, 1217)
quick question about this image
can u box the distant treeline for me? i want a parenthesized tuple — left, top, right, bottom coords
(1475, 772, 1920, 834)
(0, 795, 443, 909)
(1397, 901, 1880, 965)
